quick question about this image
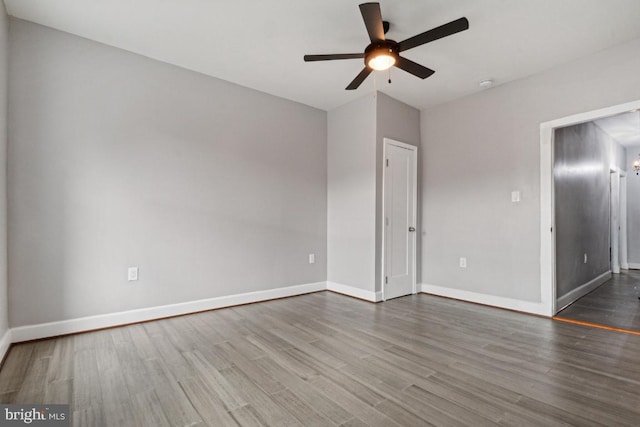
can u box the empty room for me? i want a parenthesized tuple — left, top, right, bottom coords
(1, 1, 640, 426)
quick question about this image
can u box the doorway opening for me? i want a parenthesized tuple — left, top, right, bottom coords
(540, 99, 640, 330)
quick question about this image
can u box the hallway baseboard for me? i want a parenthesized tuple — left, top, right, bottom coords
(555, 271, 611, 312)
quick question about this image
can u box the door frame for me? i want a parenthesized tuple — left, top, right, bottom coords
(540, 99, 640, 316)
(381, 138, 418, 301)
(610, 168, 626, 274)
(620, 173, 628, 269)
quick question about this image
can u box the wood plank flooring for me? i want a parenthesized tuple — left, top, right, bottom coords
(556, 269, 640, 331)
(1, 291, 640, 426)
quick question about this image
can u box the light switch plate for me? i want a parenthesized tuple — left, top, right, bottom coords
(511, 191, 521, 202)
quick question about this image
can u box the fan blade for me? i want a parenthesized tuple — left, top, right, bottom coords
(398, 17, 469, 52)
(346, 67, 373, 90)
(360, 3, 385, 42)
(304, 53, 364, 62)
(395, 56, 435, 79)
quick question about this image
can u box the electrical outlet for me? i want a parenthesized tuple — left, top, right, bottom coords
(511, 191, 521, 203)
(459, 257, 467, 268)
(128, 267, 139, 281)
(309, 253, 315, 264)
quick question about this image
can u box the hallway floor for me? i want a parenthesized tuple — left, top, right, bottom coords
(556, 269, 640, 332)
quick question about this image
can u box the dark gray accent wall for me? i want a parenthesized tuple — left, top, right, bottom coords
(7, 19, 327, 327)
(554, 122, 612, 300)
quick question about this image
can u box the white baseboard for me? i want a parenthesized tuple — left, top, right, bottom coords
(621, 263, 630, 270)
(327, 281, 381, 302)
(555, 271, 611, 312)
(628, 262, 640, 270)
(0, 329, 11, 362)
(420, 283, 550, 316)
(11, 281, 327, 343)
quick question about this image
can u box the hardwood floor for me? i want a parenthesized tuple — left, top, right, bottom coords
(1, 291, 640, 426)
(556, 269, 640, 331)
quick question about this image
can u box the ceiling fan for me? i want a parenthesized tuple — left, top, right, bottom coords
(303, 2, 469, 90)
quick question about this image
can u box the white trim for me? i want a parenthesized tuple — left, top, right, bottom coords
(540, 124, 555, 316)
(610, 170, 621, 274)
(609, 165, 625, 175)
(628, 263, 640, 270)
(381, 141, 387, 301)
(381, 138, 418, 301)
(420, 283, 550, 317)
(540, 99, 640, 316)
(620, 174, 628, 270)
(11, 282, 326, 343)
(0, 329, 11, 362)
(327, 281, 381, 302)
(555, 271, 611, 312)
(540, 100, 640, 130)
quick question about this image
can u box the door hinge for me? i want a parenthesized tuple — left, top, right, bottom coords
(385, 276, 388, 284)
(550, 227, 553, 232)
(386, 159, 389, 167)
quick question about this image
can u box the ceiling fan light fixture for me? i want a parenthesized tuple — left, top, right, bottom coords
(368, 51, 396, 70)
(365, 43, 399, 71)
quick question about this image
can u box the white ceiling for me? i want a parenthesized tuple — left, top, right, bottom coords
(595, 111, 640, 148)
(4, 0, 640, 111)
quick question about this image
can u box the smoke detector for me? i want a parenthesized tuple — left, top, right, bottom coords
(479, 79, 494, 89)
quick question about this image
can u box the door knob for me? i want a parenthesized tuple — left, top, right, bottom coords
(408, 227, 416, 232)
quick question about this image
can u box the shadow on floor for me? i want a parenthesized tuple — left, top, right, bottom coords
(555, 269, 640, 332)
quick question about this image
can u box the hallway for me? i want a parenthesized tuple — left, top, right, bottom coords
(556, 270, 640, 332)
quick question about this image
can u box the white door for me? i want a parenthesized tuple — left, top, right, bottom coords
(383, 139, 417, 300)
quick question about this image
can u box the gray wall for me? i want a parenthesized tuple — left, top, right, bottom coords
(628, 144, 640, 265)
(375, 92, 420, 292)
(421, 36, 640, 302)
(327, 94, 376, 291)
(0, 6, 8, 338)
(327, 92, 420, 295)
(554, 122, 616, 299)
(8, 19, 327, 327)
